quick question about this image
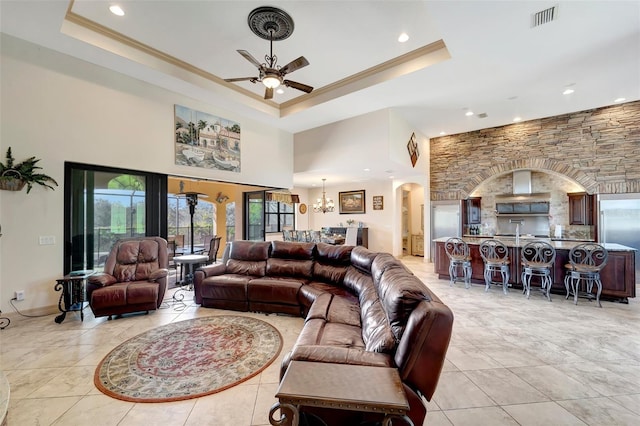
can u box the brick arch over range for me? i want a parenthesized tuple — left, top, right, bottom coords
(459, 158, 598, 198)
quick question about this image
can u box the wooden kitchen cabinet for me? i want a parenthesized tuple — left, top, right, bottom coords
(568, 192, 595, 225)
(465, 197, 482, 224)
(411, 234, 424, 256)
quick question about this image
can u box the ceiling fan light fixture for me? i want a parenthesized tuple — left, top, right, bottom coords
(263, 74, 281, 89)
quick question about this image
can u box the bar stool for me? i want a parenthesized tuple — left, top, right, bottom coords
(444, 237, 471, 289)
(479, 239, 510, 294)
(564, 243, 608, 307)
(521, 241, 556, 301)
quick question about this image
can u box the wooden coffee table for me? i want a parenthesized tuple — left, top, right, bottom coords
(269, 361, 413, 426)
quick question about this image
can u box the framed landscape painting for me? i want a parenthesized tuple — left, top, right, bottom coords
(174, 104, 241, 172)
(339, 190, 366, 214)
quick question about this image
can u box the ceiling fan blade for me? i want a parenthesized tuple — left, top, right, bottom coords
(283, 80, 313, 93)
(237, 50, 263, 69)
(279, 56, 309, 75)
(264, 87, 274, 100)
(224, 77, 258, 83)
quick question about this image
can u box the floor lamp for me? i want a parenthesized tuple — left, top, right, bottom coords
(180, 191, 208, 254)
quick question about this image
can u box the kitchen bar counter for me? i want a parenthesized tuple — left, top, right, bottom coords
(434, 237, 636, 301)
(446, 237, 633, 252)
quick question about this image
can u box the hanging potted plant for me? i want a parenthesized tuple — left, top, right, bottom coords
(0, 147, 58, 193)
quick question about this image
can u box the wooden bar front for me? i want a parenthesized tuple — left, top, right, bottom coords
(434, 238, 636, 301)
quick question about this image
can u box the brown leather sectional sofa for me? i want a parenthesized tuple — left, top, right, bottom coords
(194, 240, 454, 425)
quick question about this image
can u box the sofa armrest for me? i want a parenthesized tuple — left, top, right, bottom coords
(196, 263, 227, 279)
(193, 263, 227, 305)
(149, 268, 168, 282)
(87, 273, 117, 288)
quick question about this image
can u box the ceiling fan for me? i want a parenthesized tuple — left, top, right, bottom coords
(224, 6, 313, 100)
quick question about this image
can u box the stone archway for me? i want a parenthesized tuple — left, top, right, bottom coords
(459, 158, 598, 198)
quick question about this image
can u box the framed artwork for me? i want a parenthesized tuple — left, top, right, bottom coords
(298, 203, 307, 214)
(407, 132, 419, 167)
(339, 190, 366, 214)
(174, 104, 241, 172)
(373, 195, 384, 210)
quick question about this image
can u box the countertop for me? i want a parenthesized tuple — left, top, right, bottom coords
(434, 237, 636, 251)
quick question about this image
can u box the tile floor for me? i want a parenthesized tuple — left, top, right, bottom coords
(1, 256, 639, 426)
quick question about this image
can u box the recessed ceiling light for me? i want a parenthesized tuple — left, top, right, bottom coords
(276, 88, 284, 94)
(109, 5, 125, 16)
(563, 88, 575, 95)
(513, 117, 522, 122)
(465, 111, 474, 117)
(439, 131, 446, 136)
(398, 33, 409, 43)
(389, 176, 395, 179)
(614, 97, 626, 103)
(363, 168, 370, 172)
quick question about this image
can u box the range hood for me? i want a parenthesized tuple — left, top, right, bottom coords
(513, 170, 531, 194)
(494, 170, 551, 201)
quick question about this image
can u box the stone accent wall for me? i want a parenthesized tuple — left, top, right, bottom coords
(430, 101, 640, 201)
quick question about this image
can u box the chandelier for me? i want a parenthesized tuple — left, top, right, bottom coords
(313, 179, 334, 213)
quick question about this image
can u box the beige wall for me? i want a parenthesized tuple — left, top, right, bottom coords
(294, 109, 429, 256)
(430, 101, 640, 200)
(0, 35, 293, 313)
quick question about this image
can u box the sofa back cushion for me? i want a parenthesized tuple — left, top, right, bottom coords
(267, 258, 313, 278)
(111, 238, 165, 282)
(271, 241, 315, 259)
(344, 263, 397, 354)
(265, 241, 315, 278)
(371, 253, 407, 284)
(350, 246, 378, 274)
(377, 268, 430, 341)
(313, 243, 353, 284)
(225, 241, 271, 277)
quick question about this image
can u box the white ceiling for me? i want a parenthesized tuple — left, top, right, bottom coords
(1, 1, 639, 187)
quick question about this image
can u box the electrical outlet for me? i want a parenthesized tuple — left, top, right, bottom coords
(15, 290, 25, 301)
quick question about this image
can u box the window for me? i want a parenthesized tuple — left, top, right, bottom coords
(265, 200, 295, 233)
(226, 202, 236, 241)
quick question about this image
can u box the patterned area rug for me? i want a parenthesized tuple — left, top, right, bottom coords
(95, 315, 283, 402)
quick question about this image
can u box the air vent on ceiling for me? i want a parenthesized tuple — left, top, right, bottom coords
(478, 112, 488, 119)
(532, 5, 557, 27)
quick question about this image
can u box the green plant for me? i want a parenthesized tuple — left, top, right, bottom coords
(0, 147, 58, 193)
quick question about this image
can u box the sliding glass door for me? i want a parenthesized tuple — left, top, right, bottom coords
(244, 191, 264, 241)
(64, 163, 167, 274)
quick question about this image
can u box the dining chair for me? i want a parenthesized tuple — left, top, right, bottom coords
(207, 236, 222, 264)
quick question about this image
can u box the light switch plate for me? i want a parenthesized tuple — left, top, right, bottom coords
(39, 236, 56, 245)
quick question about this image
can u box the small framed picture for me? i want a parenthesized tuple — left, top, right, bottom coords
(339, 190, 366, 214)
(373, 196, 384, 210)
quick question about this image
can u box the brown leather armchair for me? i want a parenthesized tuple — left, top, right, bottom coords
(87, 237, 168, 320)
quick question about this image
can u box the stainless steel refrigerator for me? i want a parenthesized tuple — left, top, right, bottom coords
(599, 194, 640, 279)
(431, 202, 461, 262)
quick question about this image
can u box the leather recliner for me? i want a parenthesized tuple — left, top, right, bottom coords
(87, 236, 168, 319)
